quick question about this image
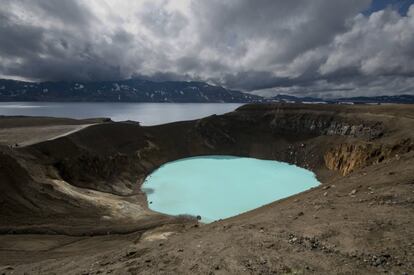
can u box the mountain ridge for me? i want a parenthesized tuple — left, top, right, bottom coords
(0, 78, 413, 104)
(0, 78, 263, 103)
(268, 94, 414, 104)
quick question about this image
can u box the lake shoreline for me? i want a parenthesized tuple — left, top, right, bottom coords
(0, 102, 243, 125)
(143, 156, 320, 223)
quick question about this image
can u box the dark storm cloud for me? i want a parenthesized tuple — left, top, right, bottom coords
(0, 0, 413, 97)
(191, 0, 369, 63)
(0, 0, 141, 81)
(0, 9, 44, 58)
(220, 72, 297, 91)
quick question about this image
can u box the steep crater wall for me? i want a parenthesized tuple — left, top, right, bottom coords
(1, 104, 413, 235)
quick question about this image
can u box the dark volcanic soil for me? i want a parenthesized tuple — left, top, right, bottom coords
(0, 104, 413, 274)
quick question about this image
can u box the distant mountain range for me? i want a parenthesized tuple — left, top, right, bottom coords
(268, 94, 414, 104)
(334, 95, 414, 104)
(0, 79, 263, 103)
(0, 78, 412, 104)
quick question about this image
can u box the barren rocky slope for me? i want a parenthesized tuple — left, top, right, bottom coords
(0, 104, 413, 274)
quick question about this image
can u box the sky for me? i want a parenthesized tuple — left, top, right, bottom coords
(0, 0, 414, 98)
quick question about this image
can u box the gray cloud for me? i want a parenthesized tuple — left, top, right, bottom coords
(29, 0, 95, 27)
(138, 2, 188, 37)
(0, 0, 413, 97)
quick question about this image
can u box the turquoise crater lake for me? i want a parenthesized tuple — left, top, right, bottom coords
(142, 156, 320, 223)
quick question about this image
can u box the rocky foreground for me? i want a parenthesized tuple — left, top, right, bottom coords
(0, 104, 413, 274)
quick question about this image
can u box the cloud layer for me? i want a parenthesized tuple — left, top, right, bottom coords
(0, 0, 413, 97)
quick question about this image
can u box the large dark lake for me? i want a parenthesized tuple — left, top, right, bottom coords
(0, 102, 243, 125)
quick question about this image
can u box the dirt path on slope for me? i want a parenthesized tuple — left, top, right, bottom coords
(0, 116, 108, 146)
(0, 124, 96, 146)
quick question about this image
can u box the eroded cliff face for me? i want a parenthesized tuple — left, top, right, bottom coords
(324, 139, 413, 176)
(267, 112, 385, 140)
(192, 105, 413, 177)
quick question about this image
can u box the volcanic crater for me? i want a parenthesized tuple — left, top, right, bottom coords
(0, 103, 413, 274)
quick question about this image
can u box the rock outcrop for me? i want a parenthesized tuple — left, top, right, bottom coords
(324, 139, 413, 176)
